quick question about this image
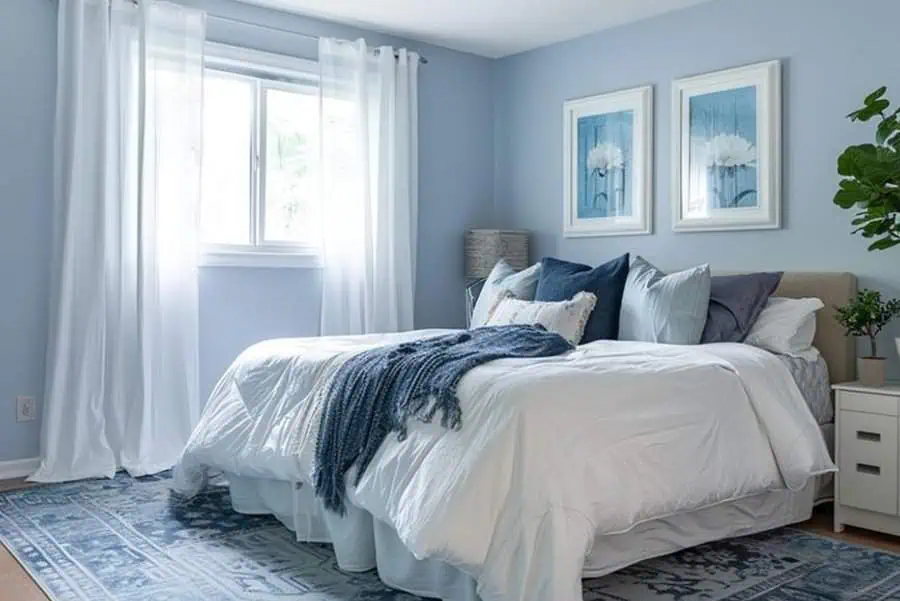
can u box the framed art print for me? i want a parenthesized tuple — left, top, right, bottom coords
(563, 85, 653, 237)
(671, 60, 781, 232)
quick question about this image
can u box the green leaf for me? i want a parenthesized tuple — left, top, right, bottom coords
(871, 219, 893, 235)
(841, 178, 875, 195)
(837, 148, 860, 177)
(877, 119, 900, 144)
(865, 86, 888, 105)
(849, 107, 876, 122)
(837, 144, 878, 177)
(871, 99, 891, 114)
(851, 104, 889, 122)
(835, 189, 862, 209)
(868, 237, 900, 251)
(862, 221, 882, 236)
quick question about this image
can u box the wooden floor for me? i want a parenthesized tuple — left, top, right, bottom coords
(803, 505, 900, 553)
(0, 478, 46, 601)
(2, 478, 900, 601)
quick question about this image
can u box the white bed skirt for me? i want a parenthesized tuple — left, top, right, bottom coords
(225, 472, 819, 601)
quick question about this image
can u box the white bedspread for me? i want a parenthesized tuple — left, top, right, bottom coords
(173, 331, 835, 601)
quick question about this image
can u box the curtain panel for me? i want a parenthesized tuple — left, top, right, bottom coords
(32, 0, 205, 482)
(318, 38, 419, 336)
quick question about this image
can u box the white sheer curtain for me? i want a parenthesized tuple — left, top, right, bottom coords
(31, 0, 204, 483)
(318, 38, 419, 336)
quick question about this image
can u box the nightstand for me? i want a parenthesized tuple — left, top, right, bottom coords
(834, 381, 900, 535)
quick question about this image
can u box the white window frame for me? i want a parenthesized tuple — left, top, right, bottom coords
(200, 43, 322, 268)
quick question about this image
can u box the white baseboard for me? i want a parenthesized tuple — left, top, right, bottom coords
(0, 457, 40, 481)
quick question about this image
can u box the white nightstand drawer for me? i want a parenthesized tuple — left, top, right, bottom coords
(838, 410, 898, 515)
(838, 390, 899, 416)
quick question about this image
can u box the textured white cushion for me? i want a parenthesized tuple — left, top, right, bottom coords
(471, 260, 542, 327)
(484, 291, 597, 345)
(745, 297, 824, 360)
(618, 257, 712, 344)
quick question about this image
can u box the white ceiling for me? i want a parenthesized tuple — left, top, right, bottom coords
(239, 0, 716, 59)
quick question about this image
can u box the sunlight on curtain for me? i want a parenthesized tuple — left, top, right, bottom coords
(318, 38, 419, 336)
(32, 0, 204, 483)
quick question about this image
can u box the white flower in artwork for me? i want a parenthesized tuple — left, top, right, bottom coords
(587, 143, 625, 172)
(704, 134, 757, 168)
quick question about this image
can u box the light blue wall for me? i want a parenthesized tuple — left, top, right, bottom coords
(0, 0, 56, 464)
(493, 0, 900, 376)
(0, 0, 494, 461)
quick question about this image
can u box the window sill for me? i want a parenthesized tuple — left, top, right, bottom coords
(200, 250, 322, 269)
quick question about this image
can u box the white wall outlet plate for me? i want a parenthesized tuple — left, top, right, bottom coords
(16, 396, 36, 423)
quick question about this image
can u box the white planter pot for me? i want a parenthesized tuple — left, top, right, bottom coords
(858, 357, 887, 387)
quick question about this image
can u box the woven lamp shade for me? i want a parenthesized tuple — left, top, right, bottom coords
(464, 229, 530, 280)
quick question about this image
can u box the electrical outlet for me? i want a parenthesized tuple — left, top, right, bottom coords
(16, 396, 36, 423)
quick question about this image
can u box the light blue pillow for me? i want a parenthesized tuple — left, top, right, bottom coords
(471, 260, 542, 327)
(618, 257, 712, 344)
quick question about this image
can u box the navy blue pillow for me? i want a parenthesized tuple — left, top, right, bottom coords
(535, 254, 630, 343)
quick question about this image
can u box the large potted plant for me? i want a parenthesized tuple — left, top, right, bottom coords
(835, 290, 900, 386)
(833, 86, 900, 378)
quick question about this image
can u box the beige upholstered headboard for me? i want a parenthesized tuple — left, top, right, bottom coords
(774, 273, 858, 384)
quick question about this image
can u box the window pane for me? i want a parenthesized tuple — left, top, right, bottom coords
(263, 87, 319, 244)
(201, 73, 253, 245)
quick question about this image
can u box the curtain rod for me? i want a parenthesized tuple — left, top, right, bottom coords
(120, 0, 428, 63)
(207, 14, 428, 64)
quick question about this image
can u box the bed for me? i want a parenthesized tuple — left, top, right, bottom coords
(174, 271, 856, 601)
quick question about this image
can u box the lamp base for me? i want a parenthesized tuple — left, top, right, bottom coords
(465, 279, 486, 328)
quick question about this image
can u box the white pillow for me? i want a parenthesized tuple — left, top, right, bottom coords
(744, 297, 824, 360)
(484, 291, 597, 345)
(471, 260, 542, 327)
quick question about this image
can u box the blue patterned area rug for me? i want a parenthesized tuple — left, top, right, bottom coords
(2, 473, 900, 601)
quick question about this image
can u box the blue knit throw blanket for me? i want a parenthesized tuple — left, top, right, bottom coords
(313, 325, 574, 514)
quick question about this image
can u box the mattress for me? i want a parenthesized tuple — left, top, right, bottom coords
(225, 472, 816, 601)
(778, 351, 832, 424)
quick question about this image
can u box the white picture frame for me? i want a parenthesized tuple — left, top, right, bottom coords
(671, 60, 781, 232)
(563, 85, 653, 237)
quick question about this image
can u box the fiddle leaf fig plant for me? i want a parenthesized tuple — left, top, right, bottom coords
(835, 289, 900, 358)
(834, 86, 900, 251)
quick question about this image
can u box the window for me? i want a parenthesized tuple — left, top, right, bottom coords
(200, 44, 321, 267)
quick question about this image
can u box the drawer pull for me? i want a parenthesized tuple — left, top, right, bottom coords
(857, 463, 881, 476)
(857, 430, 882, 442)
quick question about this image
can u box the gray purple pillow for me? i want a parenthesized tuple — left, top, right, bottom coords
(700, 272, 783, 344)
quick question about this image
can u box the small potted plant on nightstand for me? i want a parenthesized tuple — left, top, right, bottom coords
(835, 289, 900, 387)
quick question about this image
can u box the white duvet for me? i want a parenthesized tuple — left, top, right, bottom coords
(174, 330, 835, 601)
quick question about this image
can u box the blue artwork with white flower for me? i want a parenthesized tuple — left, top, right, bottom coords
(688, 85, 758, 210)
(577, 110, 633, 219)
